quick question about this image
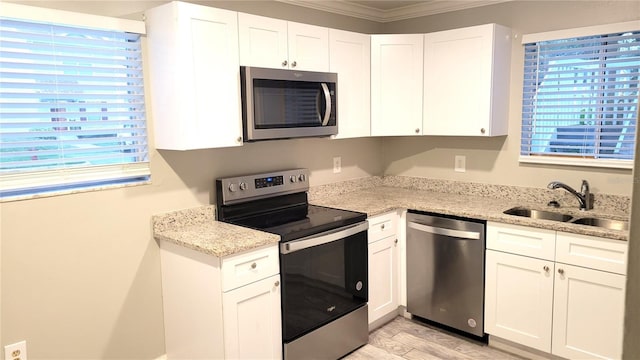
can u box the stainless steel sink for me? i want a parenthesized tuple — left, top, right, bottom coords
(571, 217, 629, 231)
(503, 207, 574, 222)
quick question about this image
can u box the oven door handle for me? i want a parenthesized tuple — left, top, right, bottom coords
(280, 222, 368, 254)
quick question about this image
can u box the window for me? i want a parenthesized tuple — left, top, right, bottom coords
(0, 4, 149, 199)
(521, 22, 639, 169)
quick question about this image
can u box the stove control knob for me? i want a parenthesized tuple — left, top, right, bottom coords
(228, 183, 237, 192)
(298, 174, 306, 182)
(239, 182, 247, 191)
(290, 175, 297, 183)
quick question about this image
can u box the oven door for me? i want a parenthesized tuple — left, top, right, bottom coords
(280, 222, 368, 343)
(241, 66, 337, 141)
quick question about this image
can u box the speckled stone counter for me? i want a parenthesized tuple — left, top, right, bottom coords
(152, 205, 280, 257)
(309, 179, 630, 242)
(153, 177, 630, 258)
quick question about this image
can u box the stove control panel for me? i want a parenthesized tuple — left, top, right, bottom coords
(216, 168, 309, 205)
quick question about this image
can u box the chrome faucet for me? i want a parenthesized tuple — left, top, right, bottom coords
(547, 180, 594, 211)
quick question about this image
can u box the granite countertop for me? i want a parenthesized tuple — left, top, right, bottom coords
(152, 205, 280, 257)
(153, 180, 629, 258)
(311, 186, 629, 242)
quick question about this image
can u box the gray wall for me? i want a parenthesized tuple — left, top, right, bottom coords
(1, 1, 638, 358)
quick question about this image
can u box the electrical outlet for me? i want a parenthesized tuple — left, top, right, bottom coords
(4, 341, 27, 360)
(333, 156, 341, 174)
(455, 155, 466, 173)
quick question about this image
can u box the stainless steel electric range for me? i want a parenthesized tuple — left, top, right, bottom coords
(216, 169, 369, 359)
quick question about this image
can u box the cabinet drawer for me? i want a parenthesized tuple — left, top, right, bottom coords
(368, 211, 398, 243)
(221, 244, 279, 291)
(487, 222, 556, 260)
(556, 232, 628, 275)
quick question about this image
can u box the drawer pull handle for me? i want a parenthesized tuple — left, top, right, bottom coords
(558, 268, 564, 275)
(274, 281, 280, 287)
(251, 263, 257, 269)
(543, 265, 549, 273)
(381, 224, 385, 230)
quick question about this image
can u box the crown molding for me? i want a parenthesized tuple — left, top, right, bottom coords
(276, 0, 511, 23)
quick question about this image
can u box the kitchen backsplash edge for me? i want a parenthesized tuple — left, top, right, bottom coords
(309, 175, 631, 215)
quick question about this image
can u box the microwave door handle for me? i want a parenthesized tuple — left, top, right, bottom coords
(320, 83, 332, 126)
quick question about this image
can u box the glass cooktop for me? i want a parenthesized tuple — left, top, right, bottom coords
(227, 204, 366, 242)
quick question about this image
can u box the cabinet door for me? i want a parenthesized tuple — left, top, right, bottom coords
(223, 274, 282, 359)
(552, 264, 625, 360)
(423, 24, 510, 136)
(287, 21, 329, 71)
(329, 29, 370, 139)
(368, 236, 398, 324)
(146, 2, 242, 150)
(371, 34, 424, 136)
(485, 250, 554, 352)
(238, 12, 288, 69)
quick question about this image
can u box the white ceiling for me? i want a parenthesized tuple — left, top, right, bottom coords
(277, 0, 511, 22)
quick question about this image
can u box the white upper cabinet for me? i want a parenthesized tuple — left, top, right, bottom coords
(423, 24, 511, 136)
(238, 13, 329, 71)
(145, 2, 243, 150)
(371, 34, 424, 136)
(329, 29, 371, 139)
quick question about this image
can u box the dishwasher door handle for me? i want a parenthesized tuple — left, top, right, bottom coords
(408, 221, 480, 240)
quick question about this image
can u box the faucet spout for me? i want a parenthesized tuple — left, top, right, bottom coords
(547, 180, 594, 211)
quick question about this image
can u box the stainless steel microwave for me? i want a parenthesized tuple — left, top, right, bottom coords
(240, 66, 337, 141)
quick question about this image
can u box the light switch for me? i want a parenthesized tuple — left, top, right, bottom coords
(455, 155, 466, 173)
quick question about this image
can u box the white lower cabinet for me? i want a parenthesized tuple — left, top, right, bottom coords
(367, 211, 400, 326)
(552, 263, 625, 360)
(485, 222, 627, 359)
(223, 274, 282, 359)
(485, 249, 554, 351)
(159, 241, 281, 359)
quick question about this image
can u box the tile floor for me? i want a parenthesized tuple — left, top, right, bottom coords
(344, 316, 525, 360)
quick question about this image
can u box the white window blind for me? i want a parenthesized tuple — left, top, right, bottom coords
(521, 28, 639, 168)
(0, 15, 149, 197)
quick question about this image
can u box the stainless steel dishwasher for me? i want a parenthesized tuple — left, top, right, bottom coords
(406, 210, 486, 338)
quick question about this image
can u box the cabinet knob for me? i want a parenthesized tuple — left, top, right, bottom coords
(394, 239, 398, 244)
(236, 136, 242, 143)
(543, 265, 550, 273)
(282, 60, 288, 67)
(558, 268, 564, 275)
(251, 262, 257, 269)
(480, 128, 486, 134)
(274, 281, 280, 287)
(291, 61, 297, 67)
(380, 224, 385, 230)
(415, 128, 420, 134)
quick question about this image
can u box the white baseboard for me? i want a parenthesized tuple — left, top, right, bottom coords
(153, 355, 167, 360)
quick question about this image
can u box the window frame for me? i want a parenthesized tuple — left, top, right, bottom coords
(519, 20, 640, 170)
(0, 3, 150, 200)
